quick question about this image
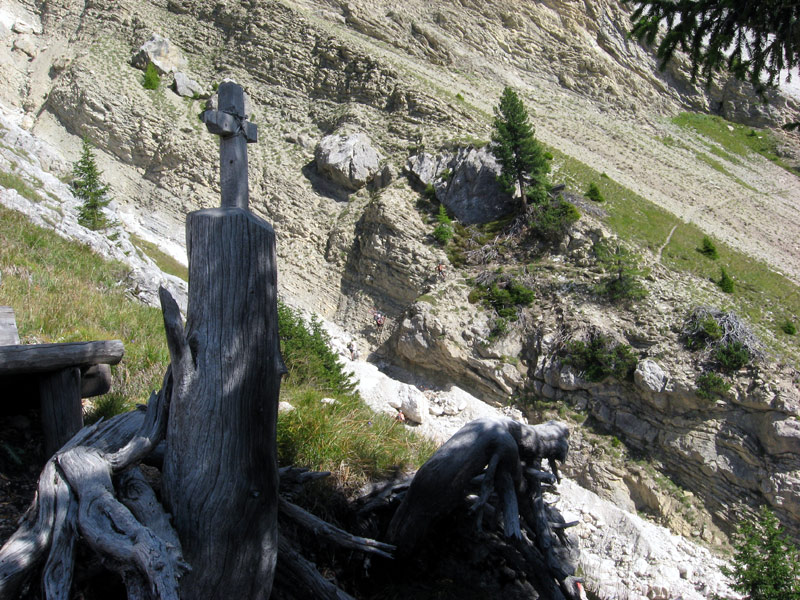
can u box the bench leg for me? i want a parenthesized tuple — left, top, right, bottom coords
(39, 367, 83, 457)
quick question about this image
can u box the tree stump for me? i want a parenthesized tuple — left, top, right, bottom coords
(161, 207, 283, 599)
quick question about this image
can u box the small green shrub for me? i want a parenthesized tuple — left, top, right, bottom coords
(436, 204, 451, 225)
(586, 182, 605, 202)
(719, 267, 735, 293)
(562, 333, 638, 383)
(433, 223, 453, 245)
(142, 63, 161, 90)
(594, 241, 648, 303)
(433, 204, 453, 245)
(696, 371, 730, 399)
(686, 314, 723, 350)
(455, 92, 464, 102)
(780, 320, 797, 335)
(439, 168, 452, 182)
(488, 317, 509, 341)
(715, 341, 750, 372)
(529, 198, 580, 243)
(698, 235, 719, 260)
(472, 277, 534, 321)
(278, 302, 355, 394)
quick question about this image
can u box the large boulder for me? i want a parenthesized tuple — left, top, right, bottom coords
(315, 133, 381, 191)
(407, 147, 515, 224)
(131, 33, 187, 75)
(172, 71, 204, 98)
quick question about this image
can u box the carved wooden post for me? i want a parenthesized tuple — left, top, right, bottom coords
(162, 82, 283, 599)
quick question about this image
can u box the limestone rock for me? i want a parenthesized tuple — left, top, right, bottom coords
(12, 35, 37, 58)
(315, 133, 382, 191)
(634, 360, 667, 393)
(407, 148, 515, 224)
(436, 147, 515, 225)
(172, 71, 204, 98)
(398, 385, 428, 423)
(131, 33, 187, 75)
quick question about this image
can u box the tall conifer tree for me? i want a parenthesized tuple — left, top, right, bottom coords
(491, 86, 550, 210)
(724, 506, 800, 600)
(72, 137, 113, 230)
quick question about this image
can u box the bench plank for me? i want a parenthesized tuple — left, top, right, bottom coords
(0, 307, 20, 345)
(0, 340, 124, 375)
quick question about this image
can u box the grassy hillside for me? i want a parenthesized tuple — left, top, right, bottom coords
(0, 204, 433, 487)
(547, 125, 800, 365)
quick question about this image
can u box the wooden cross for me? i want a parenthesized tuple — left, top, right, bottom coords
(202, 81, 258, 210)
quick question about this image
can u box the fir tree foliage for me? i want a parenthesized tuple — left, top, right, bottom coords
(433, 204, 454, 245)
(491, 87, 550, 209)
(626, 0, 800, 129)
(723, 506, 800, 600)
(72, 137, 114, 231)
(143, 62, 161, 90)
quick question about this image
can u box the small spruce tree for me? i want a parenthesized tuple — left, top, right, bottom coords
(586, 182, 605, 202)
(723, 506, 800, 600)
(719, 266, 735, 293)
(143, 62, 160, 90)
(433, 204, 453, 245)
(699, 235, 719, 260)
(72, 137, 113, 231)
(491, 86, 550, 210)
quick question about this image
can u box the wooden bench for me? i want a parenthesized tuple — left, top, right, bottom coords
(0, 307, 124, 455)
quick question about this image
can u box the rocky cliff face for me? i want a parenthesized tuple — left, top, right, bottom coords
(1, 0, 800, 568)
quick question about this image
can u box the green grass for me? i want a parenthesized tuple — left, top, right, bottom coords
(0, 170, 44, 203)
(277, 386, 435, 491)
(0, 204, 433, 486)
(694, 152, 757, 192)
(130, 234, 188, 281)
(549, 147, 800, 364)
(672, 112, 798, 175)
(0, 205, 169, 413)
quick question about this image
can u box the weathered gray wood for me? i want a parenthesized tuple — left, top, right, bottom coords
(117, 467, 183, 566)
(0, 307, 19, 345)
(0, 400, 166, 600)
(80, 364, 112, 398)
(201, 81, 257, 210)
(386, 417, 525, 554)
(58, 447, 184, 600)
(279, 498, 395, 559)
(275, 535, 356, 600)
(0, 460, 59, 598)
(161, 206, 283, 600)
(0, 340, 124, 375)
(39, 367, 83, 457)
(107, 368, 171, 471)
(42, 470, 77, 600)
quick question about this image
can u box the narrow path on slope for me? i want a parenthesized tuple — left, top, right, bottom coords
(657, 224, 678, 262)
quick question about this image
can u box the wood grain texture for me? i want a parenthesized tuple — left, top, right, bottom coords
(162, 207, 282, 600)
(0, 340, 124, 375)
(39, 367, 83, 457)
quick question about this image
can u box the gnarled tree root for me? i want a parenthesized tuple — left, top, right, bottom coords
(0, 365, 183, 600)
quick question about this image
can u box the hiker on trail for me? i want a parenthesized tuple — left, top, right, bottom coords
(436, 262, 446, 280)
(374, 311, 385, 329)
(347, 341, 359, 361)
